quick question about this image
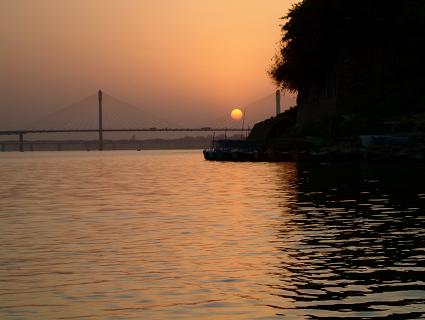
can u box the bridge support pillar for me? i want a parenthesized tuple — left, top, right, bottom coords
(19, 132, 24, 152)
(98, 90, 103, 151)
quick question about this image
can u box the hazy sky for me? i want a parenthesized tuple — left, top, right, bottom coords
(1, 0, 297, 129)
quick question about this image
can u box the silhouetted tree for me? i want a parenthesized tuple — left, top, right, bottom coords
(270, 0, 425, 114)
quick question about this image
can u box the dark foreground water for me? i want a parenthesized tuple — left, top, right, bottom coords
(0, 151, 424, 319)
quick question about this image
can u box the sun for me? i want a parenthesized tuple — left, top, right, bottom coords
(230, 108, 243, 121)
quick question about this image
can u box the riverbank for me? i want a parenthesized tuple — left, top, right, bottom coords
(0, 136, 213, 152)
(241, 108, 425, 162)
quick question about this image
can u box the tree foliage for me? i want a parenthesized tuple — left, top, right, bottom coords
(270, 0, 425, 97)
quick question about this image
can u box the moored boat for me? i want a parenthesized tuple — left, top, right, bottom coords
(203, 139, 262, 161)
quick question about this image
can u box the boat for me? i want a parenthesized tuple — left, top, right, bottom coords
(203, 108, 264, 161)
(203, 139, 262, 161)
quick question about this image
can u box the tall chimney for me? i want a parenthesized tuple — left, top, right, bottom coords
(275, 90, 281, 115)
(98, 90, 103, 151)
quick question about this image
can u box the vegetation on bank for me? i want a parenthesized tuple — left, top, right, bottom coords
(248, 0, 425, 157)
(270, 0, 425, 103)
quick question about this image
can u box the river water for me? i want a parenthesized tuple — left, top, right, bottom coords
(0, 150, 424, 319)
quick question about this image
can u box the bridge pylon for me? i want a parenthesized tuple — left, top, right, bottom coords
(19, 132, 24, 152)
(98, 90, 103, 151)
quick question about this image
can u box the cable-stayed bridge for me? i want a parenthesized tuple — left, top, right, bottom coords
(0, 90, 292, 151)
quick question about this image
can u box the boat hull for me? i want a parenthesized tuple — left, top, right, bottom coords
(203, 149, 262, 162)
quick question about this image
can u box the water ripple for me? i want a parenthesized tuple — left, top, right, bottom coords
(0, 152, 424, 319)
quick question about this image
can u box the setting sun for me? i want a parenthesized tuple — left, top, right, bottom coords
(230, 108, 244, 121)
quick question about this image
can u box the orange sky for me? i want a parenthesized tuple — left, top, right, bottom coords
(0, 0, 297, 128)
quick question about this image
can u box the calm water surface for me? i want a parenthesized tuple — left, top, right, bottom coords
(0, 150, 424, 319)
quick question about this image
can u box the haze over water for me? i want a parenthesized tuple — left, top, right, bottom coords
(0, 151, 424, 319)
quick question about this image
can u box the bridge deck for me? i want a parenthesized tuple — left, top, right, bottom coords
(0, 128, 250, 135)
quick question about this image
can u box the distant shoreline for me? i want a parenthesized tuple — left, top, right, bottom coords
(0, 137, 214, 152)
